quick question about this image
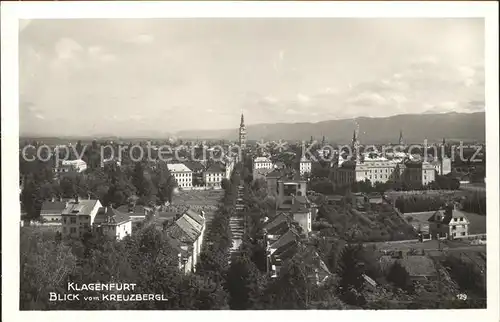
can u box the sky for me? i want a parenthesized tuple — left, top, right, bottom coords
(19, 18, 485, 137)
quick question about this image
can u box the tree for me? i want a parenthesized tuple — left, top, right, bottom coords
(225, 254, 262, 309)
(262, 258, 310, 309)
(20, 228, 78, 310)
(336, 244, 366, 305)
(387, 261, 413, 293)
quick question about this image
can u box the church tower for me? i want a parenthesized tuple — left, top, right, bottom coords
(399, 130, 404, 146)
(239, 113, 247, 149)
(351, 129, 360, 161)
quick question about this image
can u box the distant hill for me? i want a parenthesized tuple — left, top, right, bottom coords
(176, 112, 485, 144)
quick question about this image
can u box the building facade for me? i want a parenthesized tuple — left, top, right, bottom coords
(93, 207, 132, 240)
(428, 204, 470, 240)
(167, 163, 193, 189)
(61, 198, 102, 238)
(299, 157, 312, 176)
(203, 163, 225, 188)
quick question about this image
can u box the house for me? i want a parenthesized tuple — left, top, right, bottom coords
(203, 162, 225, 189)
(61, 197, 102, 238)
(167, 163, 193, 189)
(39, 198, 69, 224)
(428, 203, 470, 240)
(267, 229, 301, 277)
(264, 212, 295, 244)
(165, 209, 205, 273)
(93, 207, 132, 240)
(116, 204, 156, 222)
(277, 195, 313, 236)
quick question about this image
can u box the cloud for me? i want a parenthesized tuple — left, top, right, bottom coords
(296, 93, 311, 104)
(347, 91, 387, 106)
(285, 109, 299, 115)
(258, 95, 279, 107)
(87, 46, 116, 62)
(35, 113, 45, 120)
(127, 34, 154, 45)
(55, 38, 83, 60)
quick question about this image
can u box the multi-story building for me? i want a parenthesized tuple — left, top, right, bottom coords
(93, 207, 132, 240)
(299, 156, 312, 176)
(165, 209, 206, 273)
(253, 156, 273, 171)
(428, 203, 470, 240)
(167, 163, 193, 189)
(61, 197, 102, 238)
(222, 155, 235, 180)
(333, 157, 436, 188)
(276, 195, 314, 236)
(203, 162, 225, 188)
(277, 172, 308, 197)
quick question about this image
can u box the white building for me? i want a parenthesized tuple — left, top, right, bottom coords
(55, 159, 87, 173)
(222, 155, 235, 180)
(334, 157, 436, 187)
(253, 157, 273, 171)
(204, 163, 225, 189)
(93, 207, 132, 240)
(167, 163, 193, 189)
(166, 209, 206, 273)
(299, 157, 312, 176)
(61, 198, 102, 238)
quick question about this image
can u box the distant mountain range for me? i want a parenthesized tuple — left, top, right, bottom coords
(176, 112, 486, 144)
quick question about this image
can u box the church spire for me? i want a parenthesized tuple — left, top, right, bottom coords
(240, 113, 245, 127)
(399, 129, 404, 145)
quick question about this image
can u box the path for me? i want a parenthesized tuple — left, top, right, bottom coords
(229, 184, 245, 263)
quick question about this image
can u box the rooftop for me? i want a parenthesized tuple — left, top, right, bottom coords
(94, 207, 131, 225)
(167, 163, 192, 173)
(61, 199, 100, 216)
(205, 162, 226, 173)
(40, 201, 68, 214)
(254, 157, 272, 163)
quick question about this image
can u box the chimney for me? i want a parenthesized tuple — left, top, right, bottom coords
(74, 195, 79, 204)
(51, 196, 55, 202)
(59, 195, 63, 202)
(128, 204, 134, 213)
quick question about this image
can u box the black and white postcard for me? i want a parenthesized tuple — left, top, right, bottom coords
(1, 1, 499, 322)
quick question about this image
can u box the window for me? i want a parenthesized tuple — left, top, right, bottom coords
(70, 217, 76, 224)
(70, 227, 77, 234)
(454, 218, 458, 222)
(452, 226, 456, 230)
(460, 217, 463, 221)
(461, 232, 466, 236)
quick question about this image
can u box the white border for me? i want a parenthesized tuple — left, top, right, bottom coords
(2, 2, 499, 322)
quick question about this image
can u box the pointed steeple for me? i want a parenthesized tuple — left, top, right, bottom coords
(399, 129, 404, 145)
(240, 113, 245, 127)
